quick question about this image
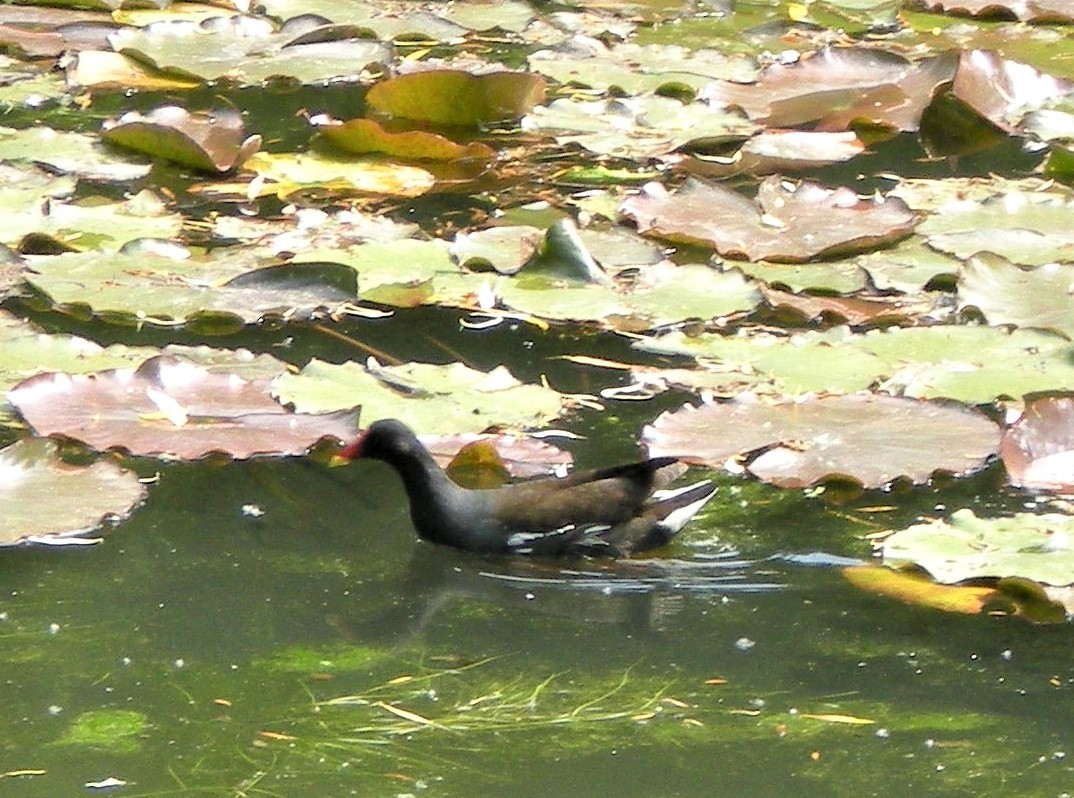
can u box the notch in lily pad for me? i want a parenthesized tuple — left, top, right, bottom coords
(102, 104, 262, 173)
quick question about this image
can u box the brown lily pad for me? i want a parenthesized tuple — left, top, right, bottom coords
(911, 0, 1074, 22)
(643, 394, 1000, 489)
(7, 356, 358, 460)
(1001, 395, 1074, 492)
(701, 47, 956, 133)
(0, 437, 147, 547)
(621, 177, 917, 263)
(101, 105, 262, 173)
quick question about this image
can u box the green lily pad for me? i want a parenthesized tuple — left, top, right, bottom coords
(0, 311, 158, 401)
(239, 151, 435, 199)
(918, 192, 1074, 266)
(271, 358, 569, 434)
(19, 190, 182, 253)
(108, 17, 392, 85)
(498, 262, 760, 330)
(0, 438, 147, 547)
(635, 328, 884, 395)
(635, 325, 1074, 402)
(367, 68, 546, 126)
(958, 253, 1074, 338)
(528, 39, 757, 95)
(861, 325, 1074, 402)
(882, 509, 1074, 587)
(24, 245, 355, 326)
(311, 115, 495, 162)
(523, 95, 756, 158)
(0, 125, 152, 181)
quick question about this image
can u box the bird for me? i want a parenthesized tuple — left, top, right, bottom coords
(338, 418, 716, 557)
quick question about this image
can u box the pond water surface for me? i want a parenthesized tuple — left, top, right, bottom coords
(2, 313, 1073, 798)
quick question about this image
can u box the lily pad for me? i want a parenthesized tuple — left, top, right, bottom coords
(7, 356, 359, 459)
(24, 245, 355, 326)
(233, 151, 435, 199)
(882, 508, 1074, 587)
(1001, 395, 1074, 492)
(0, 125, 152, 182)
(527, 38, 757, 95)
(271, 357, 569, 434)
(102, 105, 262, 173)
(0, 438, 146, 547)
(636, 325, 1074, 403)
(701, 46, 955, 132)
(958, 253, 1074, 338)
(108, 16, 393, 85)
(620, 177, 917, 263)
(643, 394, 1000, 488)
(367, 68, 546, 126)
(523, 95, 757, 158)
(310, 115, 495, 163)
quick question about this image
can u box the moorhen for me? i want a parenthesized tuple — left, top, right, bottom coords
(339, 419, 716, 557)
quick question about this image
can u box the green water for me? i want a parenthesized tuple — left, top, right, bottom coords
(3, 391, 1073, 797)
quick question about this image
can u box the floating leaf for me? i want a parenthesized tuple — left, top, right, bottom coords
(701, 47, 955, 132)
(367, 68, 546, 126)
(881, 509, 1074, 587)
(1002, 396, 1074, 491)
(24, 245, 354, 326)
(959, 253, 1074, 338)
(528, 38, 756, 95)
(272, 358, 569, 435)
(523, 95, 756, 158)
(950, 49, 1071, 134)
(66, 50, 202, 92)
(621, 177, 917, 263)
(0, 438, 146, 547)
(843, 565, 1002, 616)
(234, 151, 435, 199)
(8, 357, 358, 459)
(911, 0, 1074, 22)
(107, 17, 392, 85)
(644, 395, 999, 488)
(636, 325, 1074, 403)
(102, 105, 262, 173)
(311, 115, 495, 163)
(0, 125, 152, 181)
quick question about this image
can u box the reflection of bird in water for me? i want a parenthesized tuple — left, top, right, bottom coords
(328, 543, 785, 649)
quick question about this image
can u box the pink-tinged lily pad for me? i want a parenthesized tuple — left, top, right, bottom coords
(101, 105, 262, 173)
(643, 395, 1000, 489)
(0, 438, 146, 547)
(621, 177, 917, 263)
(366, 68, 546, 126)
(418, 431, 572, 479)
(701, 47, 956, 133)
(951, 50, 1071, 135)
(7, 356, 358, 460)
(1002, 396, 1074, 492)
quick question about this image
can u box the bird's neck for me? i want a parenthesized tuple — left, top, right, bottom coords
(386, 448, 463, 507)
